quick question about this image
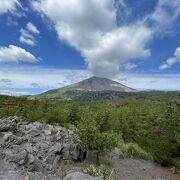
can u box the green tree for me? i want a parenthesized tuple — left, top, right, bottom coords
(68, 104, 81, 125)
(78, 115, 119, 165)
(145, 103, 179, 165)
(95, 110, 111, 132)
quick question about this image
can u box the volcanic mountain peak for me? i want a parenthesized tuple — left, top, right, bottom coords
(31, 76, 137, 100)
(63, 76, 136, 92)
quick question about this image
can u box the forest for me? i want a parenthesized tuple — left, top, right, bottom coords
(0, 92, 180, 169)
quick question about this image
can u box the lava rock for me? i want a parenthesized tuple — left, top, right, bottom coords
(0, 117, 86, 179)
(8, 150, 28, 165)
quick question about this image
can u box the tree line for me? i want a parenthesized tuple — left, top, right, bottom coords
(0, 94, 180, 167)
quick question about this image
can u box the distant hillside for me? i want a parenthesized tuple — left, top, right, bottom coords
(30, 76, 138, 100)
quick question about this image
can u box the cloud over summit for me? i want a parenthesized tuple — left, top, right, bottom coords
(32, 0, 154, 77)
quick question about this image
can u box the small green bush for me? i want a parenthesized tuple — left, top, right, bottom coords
(84, 165, 114, 180)
(63, 160, 70, 166)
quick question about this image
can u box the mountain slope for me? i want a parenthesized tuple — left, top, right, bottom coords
(31, 76, 137, 100)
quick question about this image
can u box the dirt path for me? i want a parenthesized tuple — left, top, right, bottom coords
(112, 159, 180, 180)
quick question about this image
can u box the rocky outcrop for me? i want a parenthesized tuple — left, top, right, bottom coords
(0, 117, 86, 179)
(108, 148, 124, 160)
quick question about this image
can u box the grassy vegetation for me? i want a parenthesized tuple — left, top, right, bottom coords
(0, 92, 180, 168)
(119, 142, 153, 160)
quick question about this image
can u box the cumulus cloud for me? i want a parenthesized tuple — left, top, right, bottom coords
(19, 22, 40, 46)
(0, 0, 22, 15)
(0, 45, 39, 63)
(159, 47, 180, 70)
(31, 0, 180, 77)
(31, 0, 153, 77)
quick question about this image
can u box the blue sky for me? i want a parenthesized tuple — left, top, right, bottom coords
(0, 0, 180, 95)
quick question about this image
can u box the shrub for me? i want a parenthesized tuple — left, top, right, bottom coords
(63, 160, 70, 166)
(84, 165, 114, 180)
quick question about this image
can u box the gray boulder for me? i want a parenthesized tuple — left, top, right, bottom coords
(109, 147, 124, 159)
(0, 117, 17, 132)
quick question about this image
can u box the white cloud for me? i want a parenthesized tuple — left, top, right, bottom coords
(0, 45, 39, 63)
(32, 0, 180, 77)
(151, 0, 180, 34)
(31, 0, 180, 77)
(19, 22, 40, 46)
(0, 0, 22, 15)
(159, 64, 169, 70)
(32, 0, 153, 78)
(124, 63, 137, 70)
(19, 29, 36, 46)
(159, 47, 180, 69)
(26, 22, 40, 34)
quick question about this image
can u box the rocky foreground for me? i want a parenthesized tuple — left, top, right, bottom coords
(0, 117, 180, 180)
(0, 117, 99, 180)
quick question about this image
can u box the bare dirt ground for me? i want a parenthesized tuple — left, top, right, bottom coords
(73, 153, 180, 180)
(112, 159, 180, 180)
